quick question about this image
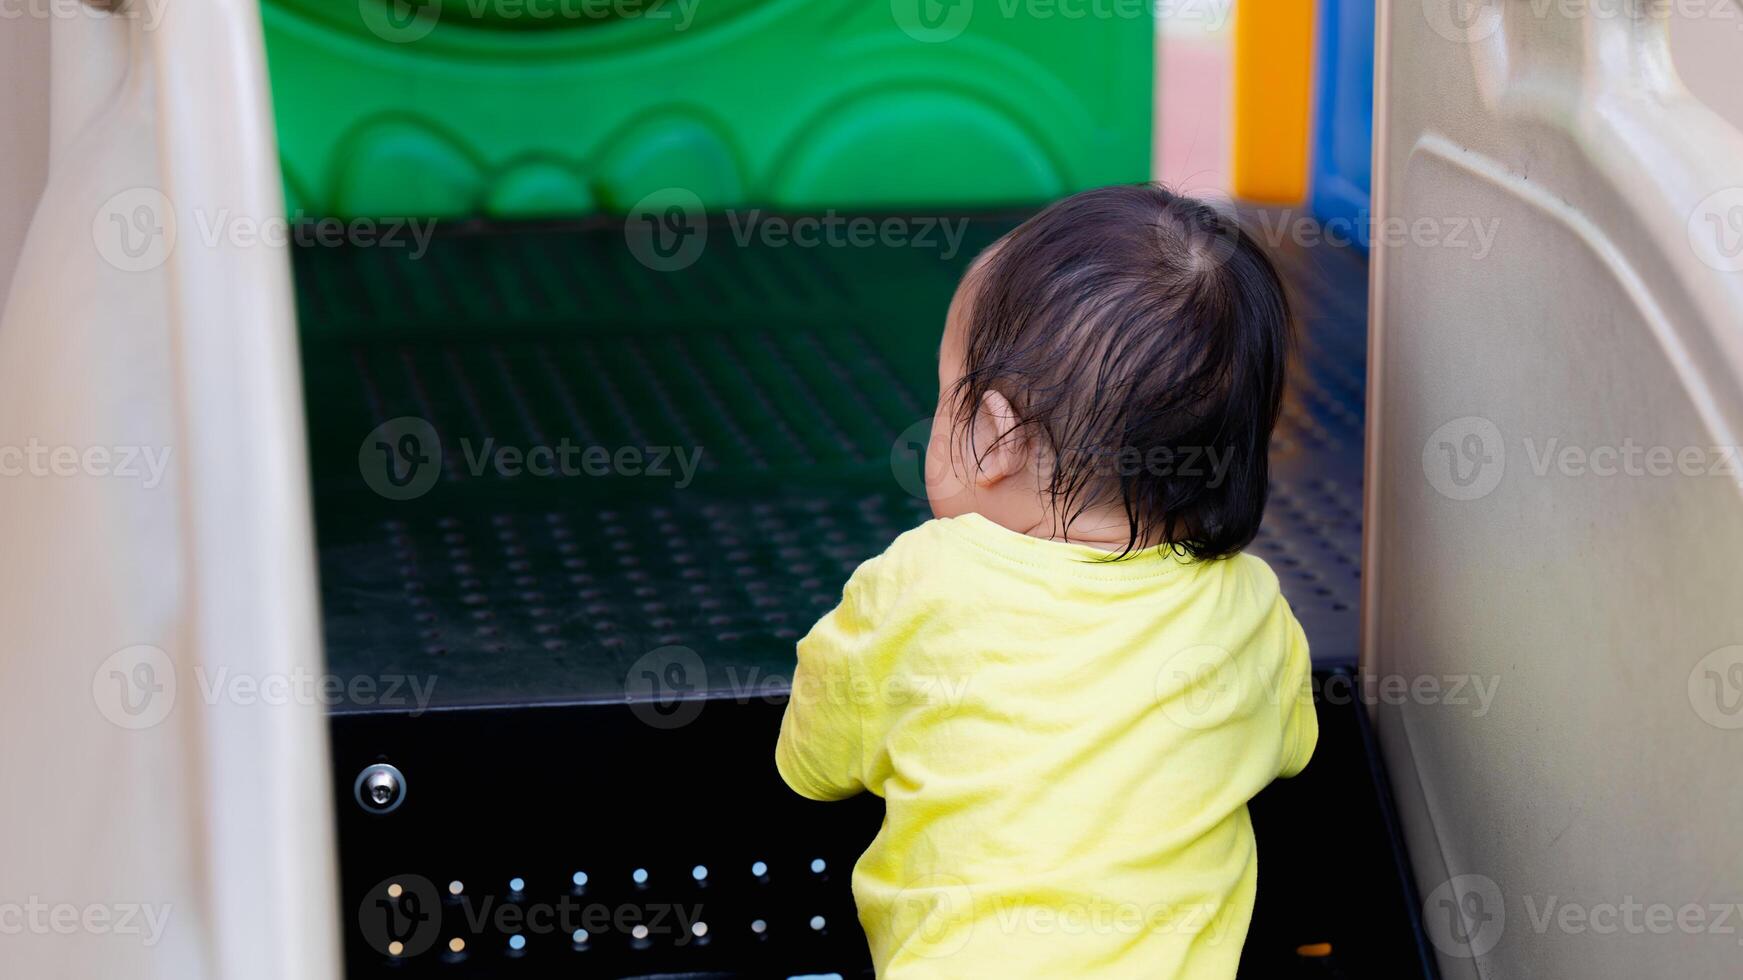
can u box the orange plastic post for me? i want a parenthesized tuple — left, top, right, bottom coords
(1231, 0, 1316, 204)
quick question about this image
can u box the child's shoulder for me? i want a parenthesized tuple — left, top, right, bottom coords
(852, 516, 969, 581)
(837, 517, 976, 608)
(1219, 548, 1284, 592)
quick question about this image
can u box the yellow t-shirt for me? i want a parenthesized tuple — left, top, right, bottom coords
(775, 513, 1317, 979)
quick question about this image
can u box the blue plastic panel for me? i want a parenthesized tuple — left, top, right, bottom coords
(1310, 0, 1374, 249)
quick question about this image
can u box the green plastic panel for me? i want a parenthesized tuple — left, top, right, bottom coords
(258, 0, 1152, 218)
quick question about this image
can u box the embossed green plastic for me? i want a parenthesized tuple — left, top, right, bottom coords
(258, 0, 1152, 217)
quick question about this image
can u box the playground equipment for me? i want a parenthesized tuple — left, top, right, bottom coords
(1310, 0, 1375, 244)
(1, 0, 1740, 977)
(1231, 0, 1314, 204)
(257, 0, 1151, 216)
(1367, 1, 1743, 976)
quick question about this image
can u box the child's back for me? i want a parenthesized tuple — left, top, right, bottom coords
(778, 515, 1313, 978)
(777, 185, 1316, 978)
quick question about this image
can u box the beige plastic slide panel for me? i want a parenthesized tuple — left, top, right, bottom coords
(0, 10, 49, 306)
(1366, 0, 1743, 977)
(0, 3, 337, 979)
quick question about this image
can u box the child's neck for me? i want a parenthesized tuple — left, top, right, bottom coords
(1001, 504, 1165, 553)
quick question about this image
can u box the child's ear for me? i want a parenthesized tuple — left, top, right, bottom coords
(970, 389, 1029, 487)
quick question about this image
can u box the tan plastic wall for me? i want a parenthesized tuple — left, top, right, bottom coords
(1669, 8, 1743, 134)
(0, 14, 50, 307)
(0, 3, 338, 977)
(1367, 0, 1743, 976)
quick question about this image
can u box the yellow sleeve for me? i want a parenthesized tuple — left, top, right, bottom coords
(1276, 610, 1318, 779)
(775, 558, 882, 801)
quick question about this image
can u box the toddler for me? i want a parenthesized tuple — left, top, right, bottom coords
(776, 184, 1317, 979)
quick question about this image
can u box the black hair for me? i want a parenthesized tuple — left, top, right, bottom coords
(950, 183, 1291, 561)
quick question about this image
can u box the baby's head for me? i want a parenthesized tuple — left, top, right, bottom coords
(925, 184, 1291, 560)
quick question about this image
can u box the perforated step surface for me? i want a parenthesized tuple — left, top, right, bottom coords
(299, 212, 1367, 712)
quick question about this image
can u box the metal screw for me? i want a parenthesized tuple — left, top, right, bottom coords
(354, 763, 407, 814)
